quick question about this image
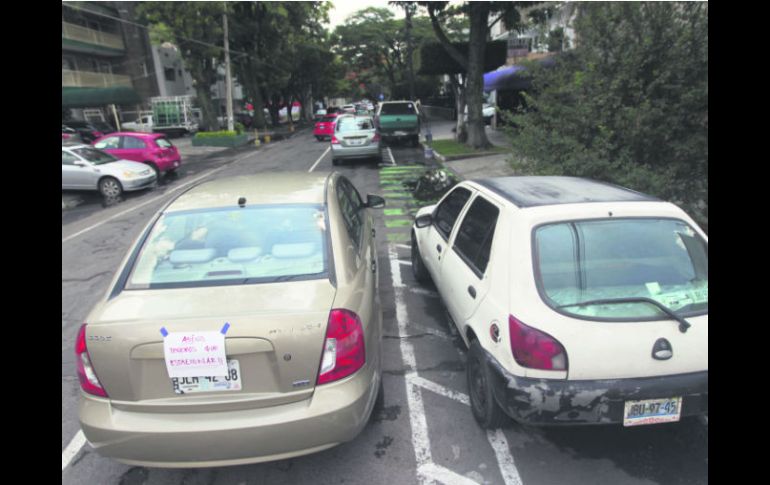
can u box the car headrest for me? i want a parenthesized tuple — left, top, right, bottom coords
(271, 242, 317, 259)
(227, 247, 262, 262)
(169, 248, 217, 265)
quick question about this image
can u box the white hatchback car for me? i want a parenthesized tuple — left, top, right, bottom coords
(411, 176, 708, 428)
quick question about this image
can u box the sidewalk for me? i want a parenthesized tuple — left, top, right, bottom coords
(420, 118, 516, 180)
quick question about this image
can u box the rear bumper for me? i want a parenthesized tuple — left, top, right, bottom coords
(484, 352, 708, 426)
(331, 144, 381, 159)
(80, 365, 379, 467)
(379, 129, 419, 139)
(154, 156, 182, 173)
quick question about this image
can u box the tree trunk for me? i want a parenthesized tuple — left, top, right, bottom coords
(465, 3, 491, 149)
(450, 75, 467, 143)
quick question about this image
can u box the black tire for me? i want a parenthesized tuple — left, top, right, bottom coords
(145, 162, 160, 179)
(411, 135, 419, 148)
(98, 177, 123, 199)
(467, 340, 509, 429)
(332, 158, 340, 166)
(411, 232, 431, 284)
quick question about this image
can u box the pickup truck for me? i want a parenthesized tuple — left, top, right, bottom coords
(375, 101, 420, 147)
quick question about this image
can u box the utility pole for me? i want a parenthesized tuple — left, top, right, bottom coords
(223, 2, 234, 132)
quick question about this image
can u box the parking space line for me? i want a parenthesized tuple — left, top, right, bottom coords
(62, 430, 86, 471)
(389, 243, 524, 485)
(386, 147, 397, 166)
(308, 146, 331, 172)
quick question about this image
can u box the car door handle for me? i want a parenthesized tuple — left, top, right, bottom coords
(371, 260, 377, 273)
(436, 244, 442, 253)
(468, 286, 477, 299)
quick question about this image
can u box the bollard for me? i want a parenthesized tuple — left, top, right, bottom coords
(424, 146, 434, 160)
(254, 129, 261, 146)
(264, 134, 271, 144)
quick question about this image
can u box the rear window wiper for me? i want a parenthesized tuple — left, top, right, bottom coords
(558, 297, 692, 333)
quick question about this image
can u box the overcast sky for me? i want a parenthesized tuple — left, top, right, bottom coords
(324, 0, 404, 29)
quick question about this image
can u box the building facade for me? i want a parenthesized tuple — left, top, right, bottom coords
(62, 1, 159, 123)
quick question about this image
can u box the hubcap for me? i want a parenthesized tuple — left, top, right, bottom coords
(102, 180, 120, 197)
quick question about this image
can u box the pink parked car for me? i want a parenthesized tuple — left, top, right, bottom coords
(92, 132, 182, 177)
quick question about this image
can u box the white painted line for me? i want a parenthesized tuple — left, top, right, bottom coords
(419, 463, 480, 485)
(395, 244, 411, 250)
(411, 375, 470, 406)
(308, 146, 331, 172)
(398, 260, 413, 267)
(62, 430, 86, 471)
(488, 429, 523, 485)
(387, 147, 397, 166)
(62, 151, 257, 244)
(408, 287, 439, 298)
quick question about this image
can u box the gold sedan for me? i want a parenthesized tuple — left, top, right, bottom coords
(77, 172, 385, 467)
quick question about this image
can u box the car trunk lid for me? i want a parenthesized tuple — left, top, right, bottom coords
(85, 279, 335, 412)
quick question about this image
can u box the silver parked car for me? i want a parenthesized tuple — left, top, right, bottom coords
(62, 144, 157, 198)
(331, 115, 382, 166)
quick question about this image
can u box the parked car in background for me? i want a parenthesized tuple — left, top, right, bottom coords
(63, 120, 107, 143)
(314, 109, 327, 122)
(463, 104, 497, 125)
(331, 115, 382, 166)
(412, 176, 708, 429)
(77, 172, 386, 467)
(122, 115, 154, 133)
(62, 144, 156, 198)
(93, 132, 182, 178)
(313, 113, 339, 141)
(374, 101, 420, 147)
(62, 125, 83, 144)
(341, 104, 356, 114)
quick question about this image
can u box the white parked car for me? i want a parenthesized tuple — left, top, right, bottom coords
(122, 115, 153, 133)
(411, 176, 708, 428)
(62, 144, 157, 198)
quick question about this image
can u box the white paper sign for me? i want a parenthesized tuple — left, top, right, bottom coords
(163, 331, 228, 378)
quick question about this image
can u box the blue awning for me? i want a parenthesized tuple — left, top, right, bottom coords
(483, 65, 529, 92)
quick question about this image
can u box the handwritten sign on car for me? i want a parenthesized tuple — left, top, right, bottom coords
(163, 331, 228, 378)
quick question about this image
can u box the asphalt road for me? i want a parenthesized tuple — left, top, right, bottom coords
(62, 129, 708, 485)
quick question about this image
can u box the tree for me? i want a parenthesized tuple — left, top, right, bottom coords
(138, 2, 226, 131)
(390, 2, 419, 100)
(419, 1, 531, 148)
(509, 2, 708, 229)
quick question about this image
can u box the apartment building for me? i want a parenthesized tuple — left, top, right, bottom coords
(62, 1, 159, 122)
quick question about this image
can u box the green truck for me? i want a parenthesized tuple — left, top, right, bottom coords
(374, 101, 421, 147)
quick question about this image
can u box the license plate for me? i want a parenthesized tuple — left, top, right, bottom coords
(171, 359, 242, 394)
(394, 131, 406, 136)
(348, 140, 364, 146)
(623, 397, 681, 426)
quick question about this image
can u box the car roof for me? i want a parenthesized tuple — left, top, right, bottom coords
(473, 176, 659, 208)
(167, 173, 331, 212)
(107, 132, 164, 139)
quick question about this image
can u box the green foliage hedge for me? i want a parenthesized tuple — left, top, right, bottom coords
(194, 130, 238, 139)
(506, 3, 708, 231)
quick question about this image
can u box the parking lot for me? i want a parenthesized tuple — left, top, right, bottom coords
(62, 129, 708, 485)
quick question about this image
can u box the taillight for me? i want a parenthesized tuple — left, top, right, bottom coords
(509, 315, 567, 371)
(372, 133, 381, 143)
(75, 324, 108, 397)
(317, 309, 365, 385)
(331, 135, 340, 145)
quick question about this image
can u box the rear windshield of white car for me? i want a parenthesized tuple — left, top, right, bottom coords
(71, 147, 117, 165)
(379, 103, 416, 115)
(336, 117, 374, 132)
(126, 204, 328, 289)
(534, 218, 708, 320)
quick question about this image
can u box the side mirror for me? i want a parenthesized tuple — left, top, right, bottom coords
(365, 194, 386, 209)
(414, 214, 432, 228)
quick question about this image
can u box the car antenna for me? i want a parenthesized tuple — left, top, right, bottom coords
(238, 197, 246, 208)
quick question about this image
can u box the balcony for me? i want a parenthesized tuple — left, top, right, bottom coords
(62, 69, 132, 88)
(62, 21, 125, 53)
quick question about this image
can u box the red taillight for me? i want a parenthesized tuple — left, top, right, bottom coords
(75, 324, 108, 397)
(509, 315, 567, 371)
(331, 135, 340, 144)
(317, 309, 365, 385)
(372, 133, 381, 143)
